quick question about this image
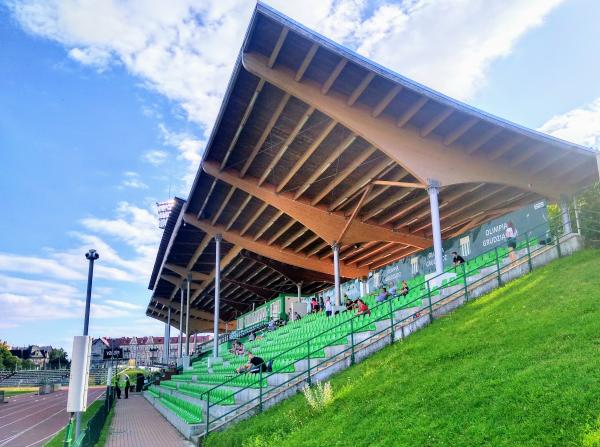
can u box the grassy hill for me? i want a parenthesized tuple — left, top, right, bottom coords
(205, 250, 600, 447)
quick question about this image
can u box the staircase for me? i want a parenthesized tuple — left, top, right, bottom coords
(144, 232, 583, 441)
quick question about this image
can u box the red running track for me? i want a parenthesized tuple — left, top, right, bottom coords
(0, 388, 104, 447)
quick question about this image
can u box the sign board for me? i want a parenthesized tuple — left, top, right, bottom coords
(67, 336, 92, 412)
(103, 347, 123, 360)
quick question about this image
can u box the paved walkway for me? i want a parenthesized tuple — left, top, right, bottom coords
(106, 394, 192, 447)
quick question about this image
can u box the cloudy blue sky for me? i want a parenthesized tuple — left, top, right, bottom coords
(1, 0, 599, 352)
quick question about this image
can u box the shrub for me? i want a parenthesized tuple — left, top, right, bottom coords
(301, 381, 333, 412)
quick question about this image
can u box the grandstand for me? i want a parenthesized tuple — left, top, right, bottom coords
(143, 3, 600, 442)
(0, 369, 70, 387)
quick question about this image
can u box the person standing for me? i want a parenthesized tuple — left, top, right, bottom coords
(124, 375, 130, 399)
(505, 222, 518, 262)
(325, 298, 333, 317)
(114, 377, 121, 399)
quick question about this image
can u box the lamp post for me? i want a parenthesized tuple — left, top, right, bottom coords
(75, 249, 99, 440)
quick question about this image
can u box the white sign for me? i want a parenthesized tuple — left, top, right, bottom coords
(67, 336, 92, 412)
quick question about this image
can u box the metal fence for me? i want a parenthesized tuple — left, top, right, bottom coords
(64, 387, 114, 447)
(200, 206, 600, 435)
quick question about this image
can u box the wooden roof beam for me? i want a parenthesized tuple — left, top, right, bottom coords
(203, 161, 431, 248)
(258, 106, 315, 186)
(240, 93, 290, 177)
(369, 247, 420, 271)
(329, 160, 395, 212)
(397, 97, 428, 127)
(530, 151, 569, 175)
(267, 218, 296, 245)
(276, 119, 337, 193)
(420, 108, 453, 138)
(360, 188, 414, 222)
(184, 214, 368, 278)
(372, 85, 402, 118)
(281, 228, 308, 250)
(466, 127, 502, 154)
(293, 133, 356, 200)
(189, 245, 242, 305)
(254, 210, 283, 241)
(321, 58, 347, 95)
(295, 43, 319, 82)
(225, 194, 252, 231)
(444, 117, 478, 146)
(240, 203, 269, 236)
(508, 144, 544, 168)
(220, 79, 265, 170)
(310, 146, 377, 206)
(211, 186, 236, 225)
(242, 52, 568, 198)
(294, 233, 320, 254)
(487, 136, 523, 161)
(348, 72, 375, 106)
(197, 179, 217, 218)
(268, 27, 289, 68)
(357, 243, 405, 267)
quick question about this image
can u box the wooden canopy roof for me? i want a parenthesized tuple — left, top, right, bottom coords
(146, 3, 599, 330)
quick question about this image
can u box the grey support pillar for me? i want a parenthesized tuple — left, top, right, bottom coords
(359, 278, 367, 297)
(427, 180, 444, 275)
(296, 282, 302, 301)
(332, 243, 341, 306)
(185, 276, 191, 356)
(178, 287, 184, 359)
(213, 234, 222, 358)
(163, 307, 171, 364)
(560, 195, 572, 235)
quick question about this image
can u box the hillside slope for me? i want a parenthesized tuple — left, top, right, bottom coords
(205, 250, 600, 447)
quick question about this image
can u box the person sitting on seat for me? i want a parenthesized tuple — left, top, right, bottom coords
(376, 287, 389, 304)
(268, 317, 276, 332)
(293, 311, 302, 321)
(452, 251, 465, 266)
(234, 341, 245, 356)
(355, 298, 371, 316)
(345, 297, 355, 311)
(248, 332, 255, 342)
(400, 280, 409, 297)
(389, 283, 397, 297)
(236, 352, 267, 374)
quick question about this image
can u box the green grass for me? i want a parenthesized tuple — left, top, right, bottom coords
(95, 403, 115, 447)
(44, 398, 105, 447)
(1, 388, 37, 397)
(205, 250, 600, 447)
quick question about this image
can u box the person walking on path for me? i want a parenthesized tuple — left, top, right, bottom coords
(124, 375, 130, 399)
(115, 378, 121, 399)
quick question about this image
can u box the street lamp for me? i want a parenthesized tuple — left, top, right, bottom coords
(75, 249, 99, 439)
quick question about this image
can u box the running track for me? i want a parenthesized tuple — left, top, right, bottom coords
(0, 388, 104, 447)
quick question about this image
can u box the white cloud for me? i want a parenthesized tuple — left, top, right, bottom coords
(103, 299, 143, 310)
(538, 97, 600, 149)
(143, 149, 168, 166)
(159, 124, 204, 189)
(6, 0, 563, 130)
(0, 253, 84, 280)
(121, 171, 148, 189)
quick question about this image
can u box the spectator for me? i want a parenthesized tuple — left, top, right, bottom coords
(356, 299, 371, 316)
(310, 297, 319, 313)
(376, 287, 389, 304)
(114, 378, 121, 399)
(345, 297, 355, 311)
(124, 375, 130, 399)
(452, 251, 465, 266)
(400, 280, 409, 297)
(268, 318, 276, 332)
(248, 332, 255, 342)
(235, 341, 245, 356)
(505, 222, 518, 262)
(236, 352, 267, 374)
(294, 311, 302, 321)
(325, 297, 333, 317)
(389, 283, 397, 297)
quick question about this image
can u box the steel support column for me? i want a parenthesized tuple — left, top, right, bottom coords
(178, 287, 184, 359)
(332, 243, 341, 306)
(427, 180, 444, 274)
(213, 234, 222, 358)
(185, 275, 191, 356)
(561, 195, 572, 235)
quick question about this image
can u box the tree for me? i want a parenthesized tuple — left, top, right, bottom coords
(48, 348, 70, 369)
(0, 344, 20, 371)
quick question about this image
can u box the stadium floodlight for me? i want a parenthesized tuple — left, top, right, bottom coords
(156, 199, 175, 229)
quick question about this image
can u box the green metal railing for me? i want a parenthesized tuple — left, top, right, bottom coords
(64, 387, 115, 447)
(192, 207, 600, 435)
